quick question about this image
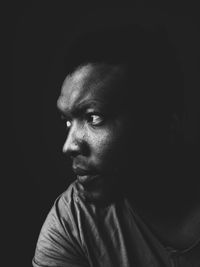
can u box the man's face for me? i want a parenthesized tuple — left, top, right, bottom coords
(57, 63, 130, 201)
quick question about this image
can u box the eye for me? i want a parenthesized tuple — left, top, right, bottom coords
(87, 113, 104, 126)
(66, 120, 72, 129)
(60, 115, 72, 130)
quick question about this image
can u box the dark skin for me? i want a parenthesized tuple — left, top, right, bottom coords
(57, 63, 129, 201)
(57, 63, 200, 251)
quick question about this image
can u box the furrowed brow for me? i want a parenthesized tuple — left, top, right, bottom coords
(57, 101, 86, 120)
(75, 100, 106, 112)
(57, 104, 71, 121)
(57, 98, 107, 120)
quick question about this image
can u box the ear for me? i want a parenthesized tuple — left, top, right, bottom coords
(169, 112, 183, 144)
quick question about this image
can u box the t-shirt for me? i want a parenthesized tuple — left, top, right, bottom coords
(32, 181, 200, 267)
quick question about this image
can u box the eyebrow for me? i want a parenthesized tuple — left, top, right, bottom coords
(57, 99, 107, 119)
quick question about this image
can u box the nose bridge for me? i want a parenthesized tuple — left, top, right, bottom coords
(62, 121, 83, 155)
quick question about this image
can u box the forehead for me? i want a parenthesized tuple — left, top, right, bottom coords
(57, 63, 125, 113)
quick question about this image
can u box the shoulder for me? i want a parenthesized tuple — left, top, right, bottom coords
(48, 181, 83, 233)
(32, 181, 89, 267)
(56, 180, 80, 213)
(36, 180, 82, 238)
(55, 182, 130, 235)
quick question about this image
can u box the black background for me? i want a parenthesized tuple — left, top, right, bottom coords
(13, 3, 199, 266)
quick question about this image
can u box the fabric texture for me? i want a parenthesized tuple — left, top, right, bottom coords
(32, 181, 200, 267)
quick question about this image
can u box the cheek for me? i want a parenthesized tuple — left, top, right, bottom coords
(87, 125, 125, 167)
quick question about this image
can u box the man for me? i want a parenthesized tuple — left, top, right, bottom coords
(33, 25, 200, 266)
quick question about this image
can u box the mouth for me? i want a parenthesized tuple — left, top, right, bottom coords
(72, 166, 101, 186)
(77, 174, 101, 185)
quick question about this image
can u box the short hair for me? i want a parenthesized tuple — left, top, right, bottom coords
(62, 24, 184, 126)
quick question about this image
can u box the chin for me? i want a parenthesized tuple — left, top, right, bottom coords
(76, 174, 119, 204)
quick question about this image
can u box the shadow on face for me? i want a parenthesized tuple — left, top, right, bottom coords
(58, 62, 185, 204)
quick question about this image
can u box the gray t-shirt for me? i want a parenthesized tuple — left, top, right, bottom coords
(32, 181, 200, 267)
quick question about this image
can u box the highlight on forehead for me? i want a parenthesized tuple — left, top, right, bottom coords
(76, 63, 125, 79)
(58, 65, 93, 111)
(69, 64, 94, 82)
(57, 95, 67, 112)
(57, 62, 128, 116)
(57, 63, 106, 113)
(61, 64, 93, 91)
(61, 63, 126, 95)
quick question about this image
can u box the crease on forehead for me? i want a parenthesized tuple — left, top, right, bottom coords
(57, 65, 91, 112)
(57, 63, 125, 113)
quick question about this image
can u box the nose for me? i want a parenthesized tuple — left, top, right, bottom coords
(62, 121, 85, 157)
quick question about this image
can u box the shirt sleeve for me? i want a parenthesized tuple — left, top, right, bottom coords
(32, 187, 90, 267)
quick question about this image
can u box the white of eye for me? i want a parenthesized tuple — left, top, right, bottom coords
(66, 121, 72, 128)
(90, 115, 103, 125)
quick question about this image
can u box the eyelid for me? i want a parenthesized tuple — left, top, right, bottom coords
(85, 108, 102, 115)
(60, 114, 66, 120)
(60, 110, 104, 125)
(85, 111, 103, 119)
(60, 114, 71, 121)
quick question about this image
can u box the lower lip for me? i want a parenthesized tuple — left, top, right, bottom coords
(77, 174, 100, 185)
